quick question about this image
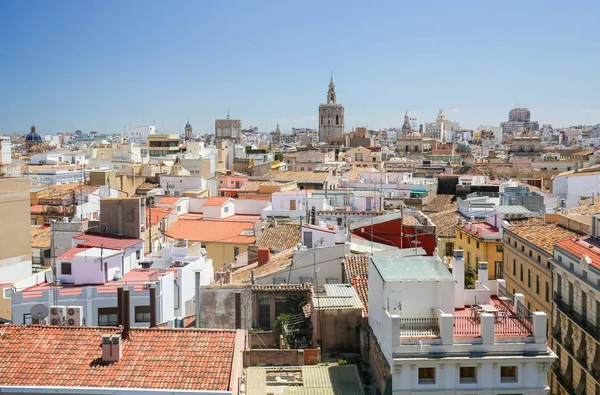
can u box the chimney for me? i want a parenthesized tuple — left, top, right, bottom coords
(235, 292, 242, 330)
(122, 289, 131, 340)
(482, 228, 487, 238)
(474, 225, 479, 234)
(452, 249, 465, 308)
(257, 247, 270, 267)
(195, 271, 201, 329)
(467, 222, 472, 231)
(101, 334, 122, 363)
(149, 284, 157, 328)
(117, 287, 124, 327)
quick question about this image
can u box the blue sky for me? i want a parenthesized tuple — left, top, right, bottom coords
(0, 0, 598, 135)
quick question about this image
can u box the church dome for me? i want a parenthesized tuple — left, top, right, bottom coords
(26, 125, 42, 142)
(185, 121, 192, 129)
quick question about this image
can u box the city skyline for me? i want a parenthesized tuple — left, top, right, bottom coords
(1, 0, 599, 135)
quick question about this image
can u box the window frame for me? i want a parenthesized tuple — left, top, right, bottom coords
(61, 262, 72, 275)
(418, 367, 436, 384)
(98, 307, 119, 326)
(500, 366, 518, 383)
(459, 366, 477, 384)
(134, 305, 151, 323)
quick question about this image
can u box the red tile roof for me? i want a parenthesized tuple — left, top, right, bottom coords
(155, 196, 182, 205)
(30, 204, 44, 214)
(556, 237, 600, 270)
(351, 278, 368, 317)
(57, 246, 92, 260)
(0, 325, 237, 391)
(344, 254, 369, 279)
(146, 206, 173, 227)
(166, 220, 255, 244)
(202, 197, 231, 206)
(73, 232, 143, 250)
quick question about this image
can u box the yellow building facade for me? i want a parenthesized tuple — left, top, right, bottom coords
(455, 220, 504, 280)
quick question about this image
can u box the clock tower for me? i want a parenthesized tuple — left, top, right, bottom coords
(318, 75, 345, 142)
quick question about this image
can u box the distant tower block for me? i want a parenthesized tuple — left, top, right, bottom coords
(185, 120, 193, 141)
(318, 75, 345, 142)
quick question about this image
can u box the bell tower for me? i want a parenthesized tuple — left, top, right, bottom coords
(318, 74, 345, 142)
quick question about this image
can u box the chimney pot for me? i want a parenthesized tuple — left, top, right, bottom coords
(257, 247, 270, 267)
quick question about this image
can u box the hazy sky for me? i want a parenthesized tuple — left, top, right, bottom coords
(1, 0, 599, 135)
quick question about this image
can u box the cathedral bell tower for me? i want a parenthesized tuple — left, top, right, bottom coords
(318, 74, 344, 142)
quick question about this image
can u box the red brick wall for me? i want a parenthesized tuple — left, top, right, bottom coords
(303, 348, 321, 365)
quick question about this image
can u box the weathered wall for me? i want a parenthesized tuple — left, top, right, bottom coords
(99, 198, 141, 238)
(316, 308, 362, 353)
(250, 331, 279, 348)
(199, 286, 252, 330)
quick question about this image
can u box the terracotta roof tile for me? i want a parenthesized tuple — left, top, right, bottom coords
(166, 220, 255, 244)
(73, 232, 143, 250)
(256, 224, 301, 250)
(555, 236, 600, 270)
(155, 196, 183, 205)
(344, 254, 369, 279)
(506, 223, 579, 254)
(203, 197, 231, 206)
(231, 249, 294, 283)
(0, 325, 236, 391)
(423, 195, 456, 213)
(428, 209, 459, 238)
(351, 278, 369, 317)
(30, 225, 51, 249)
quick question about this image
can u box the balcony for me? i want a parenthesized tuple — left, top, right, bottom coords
(554, 293, 599, 339)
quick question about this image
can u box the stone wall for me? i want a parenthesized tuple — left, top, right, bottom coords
(244, 349, 304, 367)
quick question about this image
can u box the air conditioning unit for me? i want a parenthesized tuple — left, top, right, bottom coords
(49, 306, 66, 326)
(66, 306, 83, 326)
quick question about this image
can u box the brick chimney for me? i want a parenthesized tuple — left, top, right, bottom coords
(257, 247, 270, 267)
(101, 334, 122, 363)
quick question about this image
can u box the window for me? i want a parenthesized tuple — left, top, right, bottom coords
(496, 245, 504, 252)
(98, 307, 119, 326)
(299, 277, 313, 284)
(258, 298, 270, 329)
(495, 261, 503, 279)
(3, 287, 11, 299)
(536, 275, 540, 294)
(224, 206, 229, 213)
(521, 245, 525, 252)
(513, 259, 516, 276)
(234, 247, 239, 257)
(527, 269, 531, 287)
(135, 306, 151, 323)
(500, 366, 518, 382)
(136, 250, 141, 260)
(545, 282, 550, 302)
(520, 264, 523, 281)
(537, 255, 541, 263)
(418, 367, 436, 384)
(23, 313, 35, 325)
(275, 299, 287, 317)
(514, 241, 517, 247)
(476, 241, 480, 249)
(468, 238, 470, 244)
(61, 262, 72, 275)
(460, 366, 477, 383)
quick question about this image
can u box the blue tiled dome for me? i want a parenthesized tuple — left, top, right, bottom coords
(26, 125, 42, 141)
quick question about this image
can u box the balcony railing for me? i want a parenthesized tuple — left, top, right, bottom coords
(554, 293, 599, 338)
(497, 283, 514, 302)
(454, 316, 480, 337)
(399, 318, 440, 338)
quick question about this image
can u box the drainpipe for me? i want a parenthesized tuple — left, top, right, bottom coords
(195, 271, 201, 328)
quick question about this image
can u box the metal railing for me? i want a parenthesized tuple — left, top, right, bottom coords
(398, 318, 440, 338)
(494, 315, 533, 337)
(514, 300, 533, 332)
(553, 293, 599, 338)
(497, 283, 514, 303)
(454, 316, 480, 337)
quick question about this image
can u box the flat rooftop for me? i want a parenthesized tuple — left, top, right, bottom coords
(371, 255, 455, 282)
(19, 269, 176, 299)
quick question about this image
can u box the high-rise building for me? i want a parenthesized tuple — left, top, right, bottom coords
(318, 76, 344, 142)
(501, 108, 539, 139)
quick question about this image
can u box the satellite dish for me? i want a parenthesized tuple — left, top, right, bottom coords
(30, 304, 49, 322)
